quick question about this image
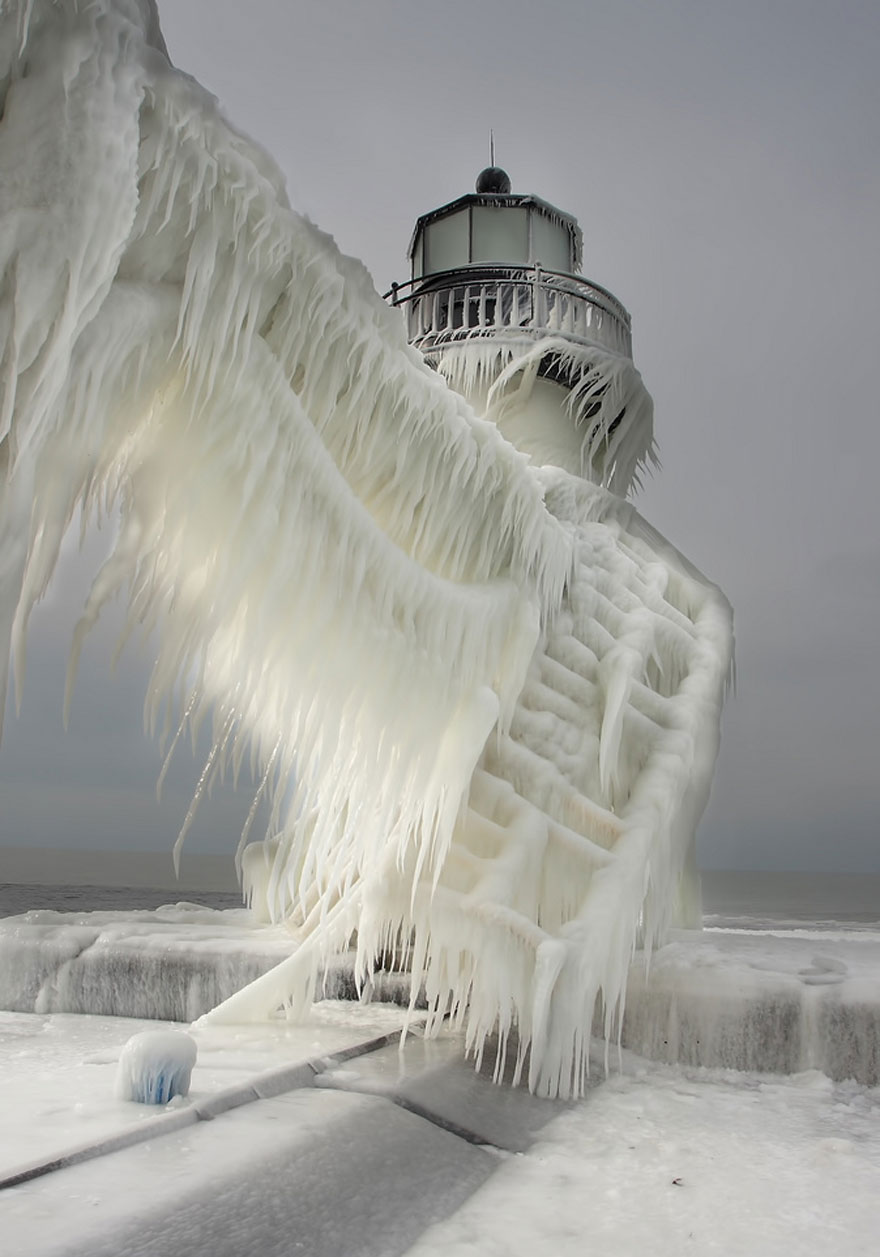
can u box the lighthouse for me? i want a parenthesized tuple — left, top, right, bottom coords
(388, 167, 654, 495)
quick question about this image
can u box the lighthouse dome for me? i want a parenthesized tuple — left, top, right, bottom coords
(475, 166, 512, 194)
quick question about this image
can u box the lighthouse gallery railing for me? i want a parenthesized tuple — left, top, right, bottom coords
(386, 266, 633, 360)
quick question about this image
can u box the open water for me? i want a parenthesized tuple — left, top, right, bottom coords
(700, 869, 880, 931)
(1, 868, 879, 927)
(0, 882, 242, 917)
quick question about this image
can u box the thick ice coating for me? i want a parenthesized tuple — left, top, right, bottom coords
(0, 1, 732, 1096)
(116, 1029, 197, 1104)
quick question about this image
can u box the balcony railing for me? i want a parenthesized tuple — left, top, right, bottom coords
(385, 266, 633, 360)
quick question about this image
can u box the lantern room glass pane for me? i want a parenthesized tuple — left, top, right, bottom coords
(471, 206, 529, 264)
(531, 212, 572, 273)
(411, 232, 424, 280)
(424, 211, 469, 274)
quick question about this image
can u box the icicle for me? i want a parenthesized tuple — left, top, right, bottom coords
(434, 337, 657, 494)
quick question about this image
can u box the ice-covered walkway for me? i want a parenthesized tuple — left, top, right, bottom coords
(1, 1008, 564, 1256)
(1, 1008, 878, 1257)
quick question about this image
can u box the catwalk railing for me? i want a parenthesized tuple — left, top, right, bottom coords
(386, 266, 633, 360)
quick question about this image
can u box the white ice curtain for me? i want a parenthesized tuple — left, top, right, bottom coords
(0, 1, 731, 1096)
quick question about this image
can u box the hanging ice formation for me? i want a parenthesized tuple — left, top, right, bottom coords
(0, 1, 732, 1097)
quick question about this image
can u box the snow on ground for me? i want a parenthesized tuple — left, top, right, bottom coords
(405, 1049, 880, 1257)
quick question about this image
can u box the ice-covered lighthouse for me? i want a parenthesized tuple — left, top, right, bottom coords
(216, 164, 729, 1097)
(0, 0, 731, 1096)
(387, 165, 655, 494)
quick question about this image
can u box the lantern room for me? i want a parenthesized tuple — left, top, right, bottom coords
(408, 166, 582, 281)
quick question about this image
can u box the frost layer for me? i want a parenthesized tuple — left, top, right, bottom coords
(0, 1, 731, 1097)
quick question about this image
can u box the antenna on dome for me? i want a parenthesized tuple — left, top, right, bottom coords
(489, 129, 495, 167)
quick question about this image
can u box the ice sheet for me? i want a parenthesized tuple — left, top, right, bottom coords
(4, 1087, 497, 1257)
(0, 1002, 409, 1182)
(405, 1049, 880, 1257)
(4, 1023, 878, 1257)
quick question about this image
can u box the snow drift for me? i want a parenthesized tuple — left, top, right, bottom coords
(0, 0, 731, 1096)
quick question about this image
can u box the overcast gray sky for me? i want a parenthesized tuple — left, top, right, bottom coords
(2, 0, 878, 873)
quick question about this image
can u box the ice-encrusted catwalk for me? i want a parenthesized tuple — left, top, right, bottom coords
(0, 1, 731, 1096)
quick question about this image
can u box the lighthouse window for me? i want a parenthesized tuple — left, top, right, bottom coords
(532, 213, 572, 274)
(471, 206, 529, 265)
(424, 210, 469, 275)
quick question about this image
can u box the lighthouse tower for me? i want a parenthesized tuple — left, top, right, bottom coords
(388, 167, 654, 495)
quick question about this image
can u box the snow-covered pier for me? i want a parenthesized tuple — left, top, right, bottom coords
(0, 906, 412, 1023)
(1, 909, 877, 1086)
(2, 977, 878, 1257)
(619, 929, 880, 1085)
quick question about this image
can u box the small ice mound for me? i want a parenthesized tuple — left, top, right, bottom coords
(116, 1030, 198, 1104)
